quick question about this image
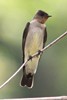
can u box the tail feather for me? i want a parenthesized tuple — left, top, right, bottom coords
(20, 73, 34, 88)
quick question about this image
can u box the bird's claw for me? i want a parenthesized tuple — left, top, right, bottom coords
(28, 55, 32, 61)
(37, 50, 42, 56)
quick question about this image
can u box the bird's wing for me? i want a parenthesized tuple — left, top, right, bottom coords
(22, 22, 30, 63)
(43, 27, 47, 48)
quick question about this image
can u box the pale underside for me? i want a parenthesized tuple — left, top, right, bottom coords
(24, 21, 45, 75)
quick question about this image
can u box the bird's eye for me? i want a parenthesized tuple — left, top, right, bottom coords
(39, 12, 44, 17)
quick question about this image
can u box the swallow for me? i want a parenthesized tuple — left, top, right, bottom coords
(20, 10, 51, 88)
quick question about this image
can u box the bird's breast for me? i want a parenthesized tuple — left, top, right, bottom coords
(25, 26, 44, 55)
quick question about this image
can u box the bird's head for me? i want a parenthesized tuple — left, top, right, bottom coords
(34, 10, 52, 24)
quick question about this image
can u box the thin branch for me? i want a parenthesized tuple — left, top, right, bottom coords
(0, 31, 67, 89)
(2, 96, 67, 100)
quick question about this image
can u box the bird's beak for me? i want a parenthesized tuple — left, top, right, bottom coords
(48, 15, 52, 17)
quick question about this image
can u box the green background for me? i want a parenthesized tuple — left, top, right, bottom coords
(0, 0, 67, 98)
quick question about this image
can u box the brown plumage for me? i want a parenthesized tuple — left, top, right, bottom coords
(20, 10, 51, 88)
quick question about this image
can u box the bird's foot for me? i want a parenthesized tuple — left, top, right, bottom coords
(37, 50, 42, 57)
(28, 55, 32, 61)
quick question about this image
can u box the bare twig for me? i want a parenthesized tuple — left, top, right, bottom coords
(0, 31, 67, 89)
(3, 96, 67, 100)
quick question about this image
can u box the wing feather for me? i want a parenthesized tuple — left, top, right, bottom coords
(22, 22, 30, 63)
(43, 27, 47, 48)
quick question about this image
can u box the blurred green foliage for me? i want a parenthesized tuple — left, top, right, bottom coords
(0, 0, 67, 98)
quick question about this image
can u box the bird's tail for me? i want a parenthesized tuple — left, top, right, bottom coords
(20, 71, 34, 88)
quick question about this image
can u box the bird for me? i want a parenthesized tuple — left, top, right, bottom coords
(20, 10, 51, 88)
